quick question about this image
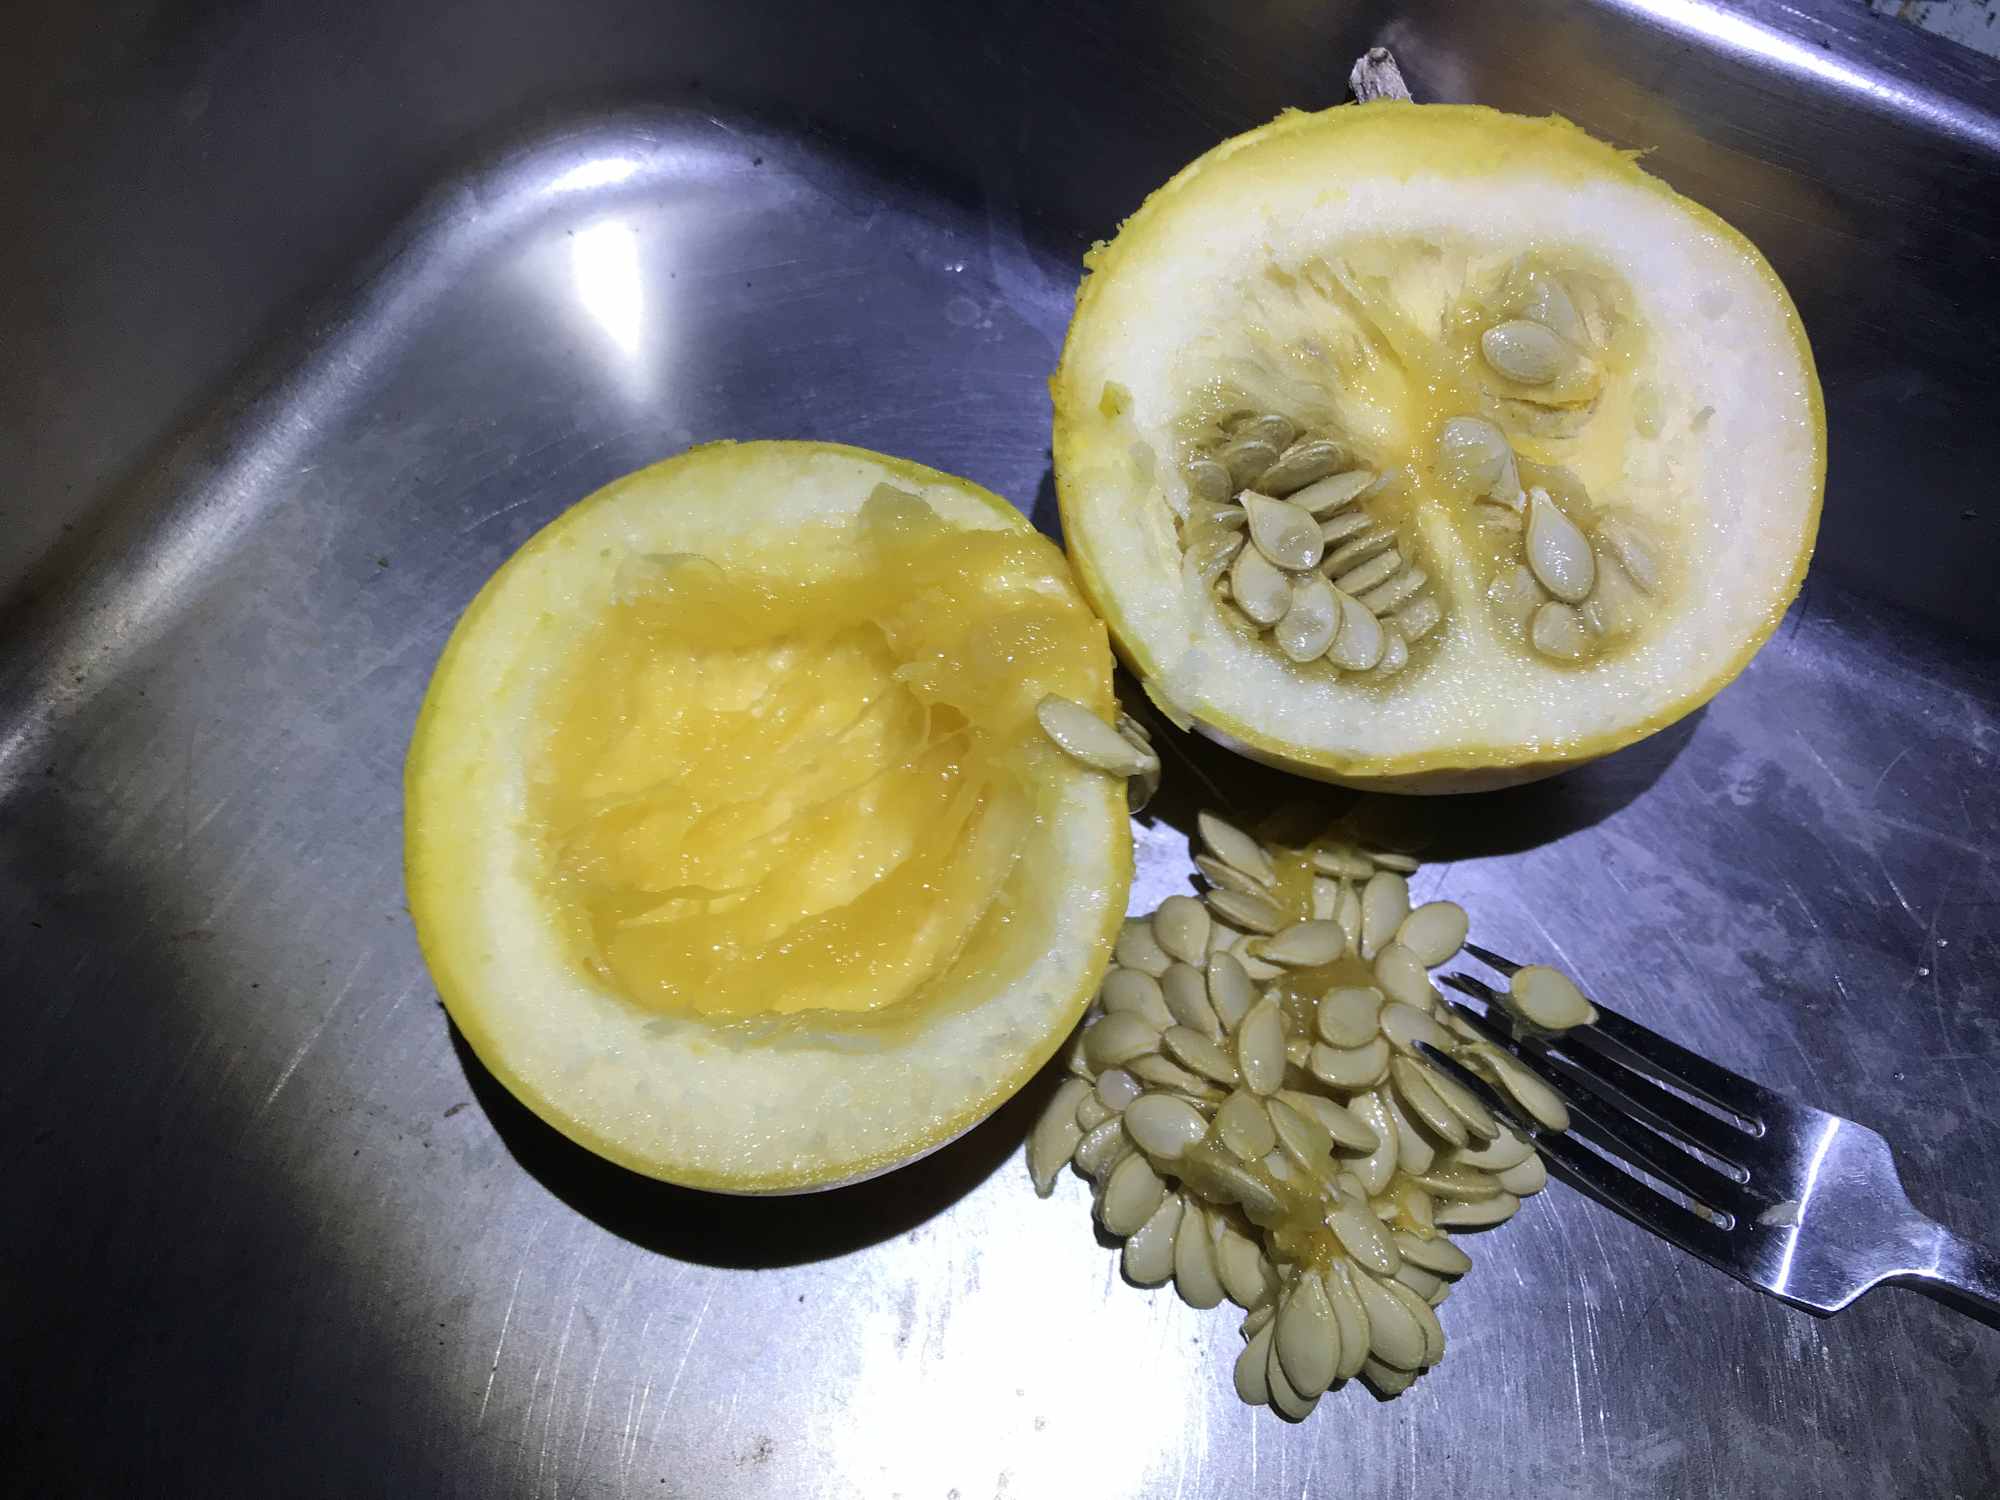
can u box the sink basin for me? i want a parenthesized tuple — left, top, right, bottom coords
(3, 3, 1995, 1495)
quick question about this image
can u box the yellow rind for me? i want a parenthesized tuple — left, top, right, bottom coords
(407, 440, 1132, 1193)
(1054, 103, 1825, 791)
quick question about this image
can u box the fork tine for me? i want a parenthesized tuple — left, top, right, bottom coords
(1517, 1049, 1754, 1216)
(1439, 977, 1772, 1172)
(1531, 1130, 1737, 1265)
(1461, 944, 1791, 1126)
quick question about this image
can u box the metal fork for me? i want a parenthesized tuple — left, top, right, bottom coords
(1429, 943, 2000, 1320)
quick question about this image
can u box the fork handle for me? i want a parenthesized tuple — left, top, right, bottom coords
(1895, 1221, 2000, 1321)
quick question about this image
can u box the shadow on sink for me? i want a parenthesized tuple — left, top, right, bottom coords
(451, 1022, 1052, 1268)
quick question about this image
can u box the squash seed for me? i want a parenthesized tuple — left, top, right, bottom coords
(1215, 1220, 1277, 1308)
(1243, 413, 1297, 450)
(1257, 919, 1346, 968)
(1374, 943, 1439, 1013)
(1394, 1178, 1437, 1234)
(1530, 599, 1591, 660)
(1073, 1116, 1132, 1179)
(1524, 487, 1596, 603)
(1277, 1089, 1380, 1154)
(1096, 1068, 1143, 1112)
(1379, 1000, 1452, 1059)
(1385, 1277, 1448, 1367)
(1173, 1201, 1227, 1308)
(1275, 574, 1342, 661)
(1354, 1263, 1426, 1370)
(1317, 985, 1383, 1048)
(1310, 1036, 1391, 1091)
(1220, 435, 1281, 489)
(1216, 1089, 1279, 1161)
(1234, 1322, 1275, 1406)
(1472, 1043, 1571, 1131)
(1197, 811, 1277, 886)
(1324, 526, 1397, 576)
(1206, 952, 1254, 1029)
(1325, 589, 1386, 670)
(1393, 594, 1443, 642)
(1358, 565, 1427, 616)
(1265, 1096, 1334, 1175)
(1165, 1025, 1243, 1087)
(1335, 880, 1364, 955)
(1101, 967, 1173, 1029)
(1181, 1148, 1282, 1222)
(1151, 894, 1212, 967)
(1029, 1078, 1090, 1196)
(1480, 319, 1572, 385)
(1393, 1230, 1473, 1278)
(1244, 492, 1325, 571)
(1332, 546, 1403, 599)
(1412, 1163, 1503, 1201)
(1393, 1261, 1444, 1302)
(1036, 694, 1158, 777)
(1351, 1091, 1400, 1196)
(1076, 1094, 1112, 1132)
(1436, 414, 1518, 499)
(1523, 271, 1587, 347)
(1390, 1057, 1471, 1147)
(1100, 1151, 1169, 1235)
(1205, 885, 1284, 935)
(1114, 917, 1174, 977)
(1507, 964, 1597, 1029)
(1323, 1260, 1374, 1380)
(1235, 999, 1288, 1095)
(1363, 847, 1420, 874)
(1318, 508, 1377, 547)
(1370, 626, 1410, 679)
(1497, 1152, 1549, 1196)
(1276, 1271, 1341, 1398)
(1185, 456, 1233, 504)
(1195, 852, 1265, 897)
(1395, 901, 1469, 966)
(1362, 1357, 1416, 1396)
(1423, 1064, 1501, 1142)
(1123, 1191, 1184, 1284)
(1329, 1192, 1402, 1275)
(1231, 937, 1284, 982)
(1084, 1012, 1162, 1070)
(1264, 1329, 1318, 1420)
(1161, 963, 1222, 1040)
(1258, 438, 1349, 496)
(1597, 514, 1662, 594)
(1380, 1085, 1436, 1174)
(1453, 1121, 1536, 1172)
(1311, 844, 1375, 880)
(1185, 527, 1245, 583)
(1228, 543, 1291, 625)
(1288, 467, 1376, 516)
(1433, 1191, 1522, 1230)
(1124, 1091, 1211, 1160)
(1359, 870, 1410, 959)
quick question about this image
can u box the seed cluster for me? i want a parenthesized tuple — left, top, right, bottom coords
(1180, 265, 1668, 674)
(1030, 812, 1583, 1418)
(1180, 417, 1437, 679)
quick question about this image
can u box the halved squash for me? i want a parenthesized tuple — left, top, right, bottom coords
(406, 441, 1132, 1192)
(1054, 103, 1825, 791)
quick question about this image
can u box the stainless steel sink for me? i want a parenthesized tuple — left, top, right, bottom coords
(4, 3, 1997, 1495)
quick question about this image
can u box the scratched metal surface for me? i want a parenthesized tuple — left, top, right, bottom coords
(3, 2, 1998, 1496)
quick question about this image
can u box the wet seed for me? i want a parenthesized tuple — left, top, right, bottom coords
(1028, 1078, 1090, 1195)
(1195, 853, 1265, 897)
(1374, 944, 1439, 1013)
(1164, 1025, 1243, 1087)
(1100, 968, 1173, 1029)
(1257, 438, 1348, 496)
(1185, 457, 1233, 504)
(1206, 951, 1255, 1028)
(1036, 695, 1158, 777)
(1395, 901, 1469, 966)
(1507, 964, 1597, 1029)
(1310, 1036, 1392, 1092)
(1235, 999, 1287, 1095)
(1530, 600, 1592, 660)
(1358, 565, 1427, 616)
(1229, 544, 1291, 626)
(1323, 526, 1397, 576)
(1161, 962, 1223, 1040)
(1270, 572, 1338, 661)
(1325, 589, 1386, 670)
(1393, 594, 1442, 641)
(1115, 918, 1174, 977)
(1481, 319, 1573, 385)
(1433, 1191, 1522, 1230)
(1289, 468, 1376, 516)
(1206, 885, 1285, 935)
(1123, 1190, 1183, 1283)
(1221, 435, 1281, 488)
(1497, 1153, 1548, 1196)
(1245, 493, 1325, 571)
(1198, 811, 1276, 886)
(1333, 546, 1403, 598)
(1216, 1089, 1279, 1161)
(1100, 1151, 1169, 1235)
(1317, 986, 1383, 1048)
(1151, 895, 1211, 968)
(1257, 919, 1346, 967)
(1174, 1201, 1226, 1307)
(1124, 1092, 1211, 1160)
(1359, 870, 1410, 960)
(1525, 487, 1595, 603)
